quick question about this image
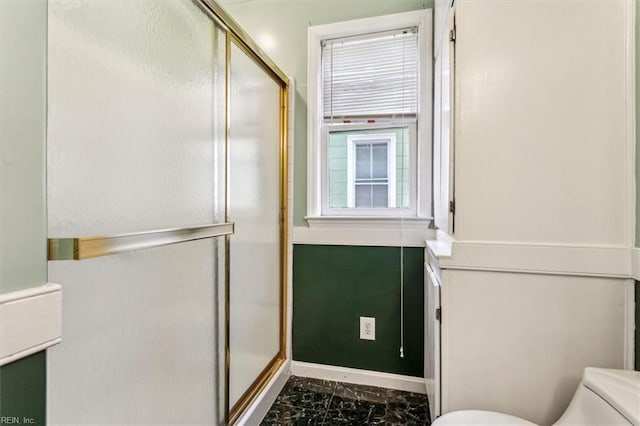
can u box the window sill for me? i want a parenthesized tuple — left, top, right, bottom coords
(305, 215, 432, 230)
(294, 216, 435, 247)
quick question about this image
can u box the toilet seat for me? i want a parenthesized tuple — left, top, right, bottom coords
(432, 410, 538, 426)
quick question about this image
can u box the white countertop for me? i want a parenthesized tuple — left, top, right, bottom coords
(425, 230, 453, 259)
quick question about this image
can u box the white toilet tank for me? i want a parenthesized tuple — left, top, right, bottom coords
(554, 368, 640, 426)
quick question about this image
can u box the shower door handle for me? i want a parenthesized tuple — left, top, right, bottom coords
(48, 222, 234, 260)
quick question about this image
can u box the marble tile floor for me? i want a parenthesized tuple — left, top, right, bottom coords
(260, 376, 430, 425)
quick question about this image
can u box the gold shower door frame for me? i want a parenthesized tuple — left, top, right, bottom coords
(196, 1, 289, 423)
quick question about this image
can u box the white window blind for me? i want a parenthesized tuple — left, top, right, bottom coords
(322, 28, 418, 119)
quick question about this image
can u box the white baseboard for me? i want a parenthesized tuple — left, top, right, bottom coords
(0, 283, 62, 366)
(290, 361, 426, 394)
(236, 360, 291, 426)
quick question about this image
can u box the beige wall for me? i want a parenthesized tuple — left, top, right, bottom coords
(219, 0, 433, 225)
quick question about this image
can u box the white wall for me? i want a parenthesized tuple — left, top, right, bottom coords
(453, 0, 631, 246)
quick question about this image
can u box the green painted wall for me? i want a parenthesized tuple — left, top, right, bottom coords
(293, 245, 424, 377)
(218, 0, 433, 225)
(0, 0, 47, 294)
(0, 352, 46, 425)
(0, 0, 49, 421)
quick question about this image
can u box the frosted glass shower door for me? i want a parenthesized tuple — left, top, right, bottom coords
(47, 1, 227, 424)
(228, 41, 284, 411)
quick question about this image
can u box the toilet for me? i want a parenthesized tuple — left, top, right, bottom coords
(432, 367, 640, 426)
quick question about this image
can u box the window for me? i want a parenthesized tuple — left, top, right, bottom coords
(307, 10, 432, 224)
(350, 134, 396, 208)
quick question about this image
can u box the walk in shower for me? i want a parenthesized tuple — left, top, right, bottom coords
(46, 1, 288, 424)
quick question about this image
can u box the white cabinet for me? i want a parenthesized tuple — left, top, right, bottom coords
(426, 1, 634, 424)
(424, 256, 441, 421)
(426, 249, 628, 425)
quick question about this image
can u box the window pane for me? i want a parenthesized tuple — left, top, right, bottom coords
(355, 143, 370, 179)
(355, 184, 388, 208)
(355, 184, 371, 207)
(371, 143, 388, 179)
(372, 185, 388, 207)
(327, 127, 410, 211)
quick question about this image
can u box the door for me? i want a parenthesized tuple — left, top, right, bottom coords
(446, 11, 456, 234)
(425, 261, 441, 420)
(227, 37, 286, 419)
(433, 8, 456, 235)
(46, 1, 227, 424)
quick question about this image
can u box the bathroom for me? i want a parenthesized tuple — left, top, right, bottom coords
(0, 0, 638, 425)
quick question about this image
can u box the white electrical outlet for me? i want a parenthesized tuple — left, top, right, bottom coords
(360, 317, 375, 340)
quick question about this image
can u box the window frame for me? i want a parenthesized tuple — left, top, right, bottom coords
(306, 10, 432, 225)
(321, 122, 418, 217)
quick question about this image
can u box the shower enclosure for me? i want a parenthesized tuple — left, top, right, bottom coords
(46, 1, 288, 424)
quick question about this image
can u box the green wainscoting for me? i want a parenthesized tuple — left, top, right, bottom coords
(0, 351, 46, 425)
(293, 245, 424, 377)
